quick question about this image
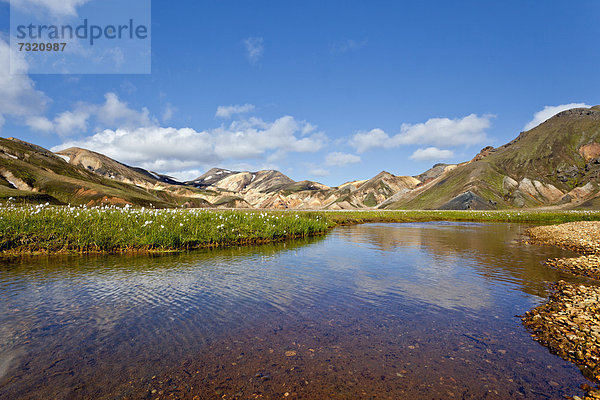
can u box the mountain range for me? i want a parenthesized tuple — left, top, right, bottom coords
(2, 106, 600, 210)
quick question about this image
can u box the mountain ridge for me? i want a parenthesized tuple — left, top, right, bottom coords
(3, 105, 600, 210)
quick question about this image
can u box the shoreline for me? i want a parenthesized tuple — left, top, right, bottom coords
(523, 221, 600, 399)
(526, 222, 600, 278)
(0, 233, 323, 257)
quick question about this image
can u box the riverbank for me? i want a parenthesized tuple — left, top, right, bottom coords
(522, 282, 600, 399)
(308, 209, 600, 226)
(523, 221, 600, 399)
(527, 221, 600, 254)
(526, 222, 600, 278)
(2, 206, 600, 255)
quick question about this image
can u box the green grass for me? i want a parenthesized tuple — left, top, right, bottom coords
(0, 205, 331, 254)
(309, 209, 600, 225)
(3, 205, 600, 255)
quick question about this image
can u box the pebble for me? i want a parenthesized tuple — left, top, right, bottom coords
(545, 255, 600, 279)
(524, 222, 600, 399)
(523, 281, 600, 398)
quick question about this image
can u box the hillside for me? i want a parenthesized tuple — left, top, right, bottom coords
(0, 138, 210, 207)
(385, 106, 600, 210)
(327, 171, 420, 209)
(56, 147, 183, 189)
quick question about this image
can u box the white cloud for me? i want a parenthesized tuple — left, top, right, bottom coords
(52, 116, 327, 173)
(96, 92, 154, 128)
(243, 37, 264, 64)
(0, 38, 49, 126)
(524, 103, 591, 131)
(409, 147, 454, 161)
(267, 149, 286, 163)
(350, 114, 492, 153)
(309, 168, 330, 177)
(27, 92, 155, 136)
(215, 104, 255, 119)
(325, 152, 361, 167)
(348, 128, 390, 153)
(5, 0, 90, 17)
(54, 110, 89, 135)
(25, 116, 54, 132)
(163, 169, 202, 182)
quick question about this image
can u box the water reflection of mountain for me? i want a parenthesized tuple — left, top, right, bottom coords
(333, 222, 589, 302)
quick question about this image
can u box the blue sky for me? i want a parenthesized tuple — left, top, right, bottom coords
(0, 0, 599, 185)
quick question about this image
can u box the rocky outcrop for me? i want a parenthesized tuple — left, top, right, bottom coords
(439, 191, 494, 210)
(0, 168, 37, 191)
(522, 281, 600, 387)
(470, 146, 496, 162)
(580, 143, 600, 162)
(414, 163, 454, 185)
(500, 176, 564, 207)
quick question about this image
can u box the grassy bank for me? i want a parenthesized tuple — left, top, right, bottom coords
(3, 205, 600, 255)
(309, 209, 600, 225)
(0, 205, 331, 255)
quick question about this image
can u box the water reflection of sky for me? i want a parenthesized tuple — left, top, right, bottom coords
(0, 223, 584, 333)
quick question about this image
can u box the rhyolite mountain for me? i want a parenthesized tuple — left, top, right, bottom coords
(0, 139, 211, 207)
(383, 106, 600, 210)
(2, 105, 600, 209)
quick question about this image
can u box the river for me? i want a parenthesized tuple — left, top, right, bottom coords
(0, 222, 594, 399)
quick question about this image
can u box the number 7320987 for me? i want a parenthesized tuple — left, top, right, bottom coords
(18, 42, 67, 51)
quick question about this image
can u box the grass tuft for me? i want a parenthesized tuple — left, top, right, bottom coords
(0, 204, 331, 255)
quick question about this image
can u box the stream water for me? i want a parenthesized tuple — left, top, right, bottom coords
(0, 222, 594, 399)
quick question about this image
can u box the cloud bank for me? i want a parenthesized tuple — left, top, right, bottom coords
(350, 114, 492, 154)
(53, 114, 327, 176)
(0, 38, 49, 129)
(27, 92, 155, 136)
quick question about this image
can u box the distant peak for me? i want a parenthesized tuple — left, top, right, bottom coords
(372, 171, 394, 179)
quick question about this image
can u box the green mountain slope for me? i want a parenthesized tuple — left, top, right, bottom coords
(386, 106, 600, 210)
